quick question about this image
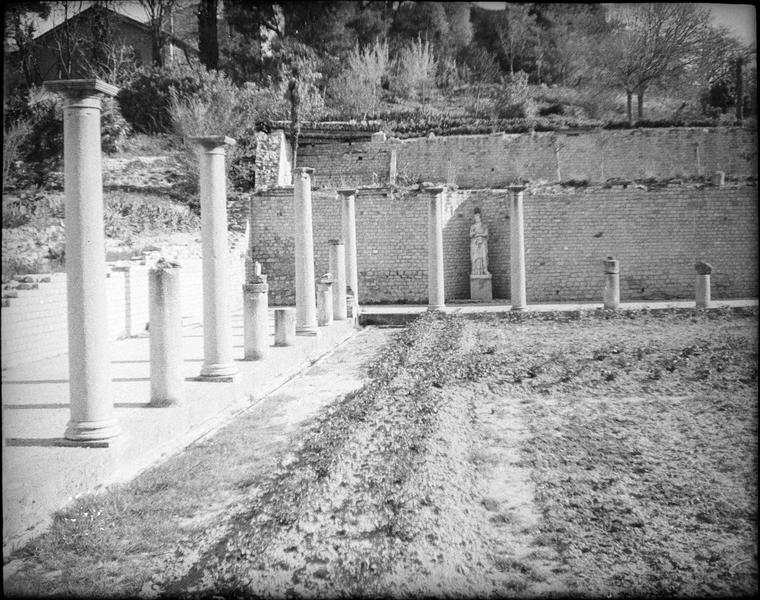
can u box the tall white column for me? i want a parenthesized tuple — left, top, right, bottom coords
(45, 79, 120, 442)
(189, 135, 239, 380)
(338, 189, 359, 313)
(329, 239, 347, 320)
(424, 185, 446, 311)
(508, 185, 527, 311)
(294, 167, 318, 335)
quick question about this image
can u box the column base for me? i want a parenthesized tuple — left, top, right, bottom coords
(64, 418, 121, 442)
(427, 304, 446, 312)
(199, 362, 239, 382)
(296, 325, 319, 336)
(510, 305, 526, 312)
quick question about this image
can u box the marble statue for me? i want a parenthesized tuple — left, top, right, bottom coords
(470, 210, 490, 276)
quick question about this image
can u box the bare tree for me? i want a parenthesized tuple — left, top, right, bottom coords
(494, 3, 537, 78)
(139, 0, 179, 67)
(601, 3, 713, 124)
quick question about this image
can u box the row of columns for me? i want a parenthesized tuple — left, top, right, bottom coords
(44, 78, 364, 443)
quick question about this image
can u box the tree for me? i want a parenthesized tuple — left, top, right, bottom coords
(198, 0, 218, 70)
(328, 40, 389, 119)
(601, 3, 713, 124)
(4, 2, 51, 87)
(139, 0, 179, 67)
(463, 45, 499, 116)
(494, 4, 538, 78)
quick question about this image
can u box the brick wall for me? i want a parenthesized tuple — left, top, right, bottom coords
(249, 183, 758, 305)
(262, 127, 757, 189)
(1, 256, 245, 369)
(297, 140, 392, 189)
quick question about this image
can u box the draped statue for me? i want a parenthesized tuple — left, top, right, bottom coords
(470, 210, 489, 276)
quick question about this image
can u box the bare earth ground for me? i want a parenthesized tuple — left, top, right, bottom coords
(4, 309, 758, 598)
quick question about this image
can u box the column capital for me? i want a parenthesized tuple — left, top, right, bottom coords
(293, 167, 315, 176)
(188, 135, 236, 150)
(337, 188, 357, 197)
(44, 78, 118, 100)
(507, 184, 528, 194)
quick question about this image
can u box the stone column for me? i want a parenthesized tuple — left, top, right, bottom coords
(274, 308, 296, 346)
(45, 79, 121, 442)
(508, 185, 527, 311)
(424, 184, 446, 311)
(338, 189, 359, 314)
(294, 167, 318, 335)
(317, 274, 334, 326)
(712, 171, 725, 187)
(149, 261, 184, 406)
(189, 135, 239, 380)
(695, 261, 712, 308)
(603, 257, 620, 310)
(329, 240, 347, 320)
(243, 262, 269, 360)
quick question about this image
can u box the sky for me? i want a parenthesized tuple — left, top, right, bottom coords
(475, 2, 756, 46)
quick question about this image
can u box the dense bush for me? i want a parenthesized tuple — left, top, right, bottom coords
(327, 41, 389, 119)
(118, 63, 221, 134)
(390, 37, 438, 101)
(103, 192, 200, 239)
(494, 71, 537, 119)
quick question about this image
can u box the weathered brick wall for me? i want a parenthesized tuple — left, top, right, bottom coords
(249, 183, 758, 305)
(1, 256, 245, 369)
(297, 141, 392, 189)
(272, 128, 757, 189)
(396, 127, 758, 187)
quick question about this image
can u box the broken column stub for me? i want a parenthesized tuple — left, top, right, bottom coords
(423, 184, 446, 311)
(294, 167, 318, 335)
(243, 262, 269, 360)
(695, 261, 713, 308)
(44, 79, 121, 441)
(338, 189, 360, 315)
(603, 256, 620, 310)
(712, 171, 725, 187)
(507, 185, 527, 311)
(274, 308, 297, 346)
(317, 274, 335, 326)
(149, 260, 184, 406)
(189, 135, 239, 380)
(329, 240, 348, 320)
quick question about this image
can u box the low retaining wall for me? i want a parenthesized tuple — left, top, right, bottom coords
(249, 182, 758, 305)
(1, 256, 245, 369)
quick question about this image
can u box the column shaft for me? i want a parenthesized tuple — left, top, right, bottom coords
(329, 240, 347, 320)
(340, 191, 359, 310)
(45, 80, 121, 442)
(294, 168, 318, 334)
(427, 189, 445, 311)
(510, 189, 527, 311)
(149, 265, 184, 405)
(243, 282, 269, 360)
(193, 137, 238, 379)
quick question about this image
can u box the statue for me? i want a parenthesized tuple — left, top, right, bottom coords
(470, 209, 490, 276)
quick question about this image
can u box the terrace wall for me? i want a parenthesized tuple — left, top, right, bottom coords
(249, 183, 758, 305)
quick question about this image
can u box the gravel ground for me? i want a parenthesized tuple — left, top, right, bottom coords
(5, 308, 756, 599)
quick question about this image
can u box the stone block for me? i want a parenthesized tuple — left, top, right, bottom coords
(470, 274, 493, 302)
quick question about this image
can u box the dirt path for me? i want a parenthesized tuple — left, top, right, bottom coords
(159, 315, 571, 598)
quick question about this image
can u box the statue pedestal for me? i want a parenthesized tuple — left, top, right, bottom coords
(470, 274, 493, 302)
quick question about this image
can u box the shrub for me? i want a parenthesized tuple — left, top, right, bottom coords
(118, 63, 218, 134)
(494, 71, 537, 119)
(169, 71, 265, 196)
(327, 41, 389, 119)
(2, 119, 31, 187)
(391, 37, 438, 101)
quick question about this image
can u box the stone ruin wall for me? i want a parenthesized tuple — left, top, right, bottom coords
(249, 183, 758, 305)
(258, 126, 758, 189)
